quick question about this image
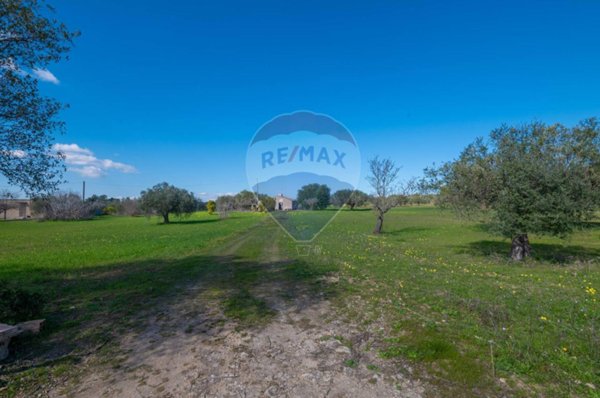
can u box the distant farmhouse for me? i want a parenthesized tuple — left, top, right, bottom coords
(1, 199, 32, 220)
(274, 194, 294, 211)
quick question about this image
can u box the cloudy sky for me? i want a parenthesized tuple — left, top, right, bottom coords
(3, 0, 600, 199)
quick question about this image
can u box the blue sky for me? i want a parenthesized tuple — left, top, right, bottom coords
(4, 0, 600, 199)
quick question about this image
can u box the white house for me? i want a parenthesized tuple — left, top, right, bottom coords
(274, 194, 293, 211)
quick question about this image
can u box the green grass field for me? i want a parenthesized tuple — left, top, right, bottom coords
(1, 208, 599, 397)
(270, 209, 339, 241)
(311, 208, 600, 397)
(0, 212, 266, 395)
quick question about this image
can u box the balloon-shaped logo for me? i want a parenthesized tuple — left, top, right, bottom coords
(246, 111, 361, 241)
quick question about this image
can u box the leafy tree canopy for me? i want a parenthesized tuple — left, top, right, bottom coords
(1, 0, 79, 194)
(331, 189, 368, 209)
(257, 193, 275, 211)
(234, 190, 257, 211)
(423, 119, 600, 259)
(297, 183, 330, 210)
(140, 182, 197, 224)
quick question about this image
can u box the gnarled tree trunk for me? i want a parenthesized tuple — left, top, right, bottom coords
(511, 234, 531, 261)
(162, 212, 170, 224)
(373, 213, 384, 234)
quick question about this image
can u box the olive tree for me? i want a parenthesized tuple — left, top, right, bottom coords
(1, 0, 78, 194)
(304, 197, 319, 210)
(257, 194, 275, 211)
(331, 189, 369, 210)
(140, 182, 197, 224)
(234, 190, 257, 211)
(297, 184, 330, 210)
(423, 119, 600, 260)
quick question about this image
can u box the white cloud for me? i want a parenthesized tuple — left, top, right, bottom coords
(32, 68, 60, 85)
(197, 192, 238, 201)
(1, 61, 60, 84)
(1, 57, 19, 72)
(7, 150, 26, 158)
(70, 165, 104, 178)
(53, 143, 137, 178)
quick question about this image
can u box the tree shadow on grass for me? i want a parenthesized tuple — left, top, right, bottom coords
(458, 240, 600, 264)
(472, 220, 600, 234)
(162, 218, 220, 226)
(385, 226, 434, 236)
(0, 250, 335, 379)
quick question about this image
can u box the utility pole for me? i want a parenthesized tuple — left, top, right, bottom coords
(82, 181, 86, 201)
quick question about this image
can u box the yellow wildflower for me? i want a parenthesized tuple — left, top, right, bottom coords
(585, 286, 597, 296)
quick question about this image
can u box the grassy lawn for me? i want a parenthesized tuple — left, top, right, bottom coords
(270, 209, 340, 241)
(0, 212, 265, 394)
(301, 207, 600, 397)
(1, 207, 599, 397)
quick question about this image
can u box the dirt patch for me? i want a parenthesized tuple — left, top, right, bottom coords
(53, 231, 425, 397)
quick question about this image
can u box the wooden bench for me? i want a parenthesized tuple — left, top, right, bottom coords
(0, 320, 44, 361)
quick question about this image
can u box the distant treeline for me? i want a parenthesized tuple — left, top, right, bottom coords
(28, 187, 435, 221)
(214, 186, 435, 212)
(31, 194, 147, 220)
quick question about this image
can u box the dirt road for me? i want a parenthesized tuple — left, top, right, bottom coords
(63, 227, 424, 397)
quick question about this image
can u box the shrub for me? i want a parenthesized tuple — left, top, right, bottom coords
(103, 205, 117, 215)
(256, 202, 266, 212)
(257, 194, 275, 211)
(0, 285, 44, 324)
(206, 200, 216, 215)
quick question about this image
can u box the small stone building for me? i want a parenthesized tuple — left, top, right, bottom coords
(1, 199, 32, 220)
(274, 194, 293, 211)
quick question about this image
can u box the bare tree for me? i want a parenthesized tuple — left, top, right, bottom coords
(367, 157, 400, 234)
(216, 195, 235, 219)
(118, 198, 142, 216)
(34, 192, 95, 220)
(305, 197, 318, 210)
(0, 190, 16, 220)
